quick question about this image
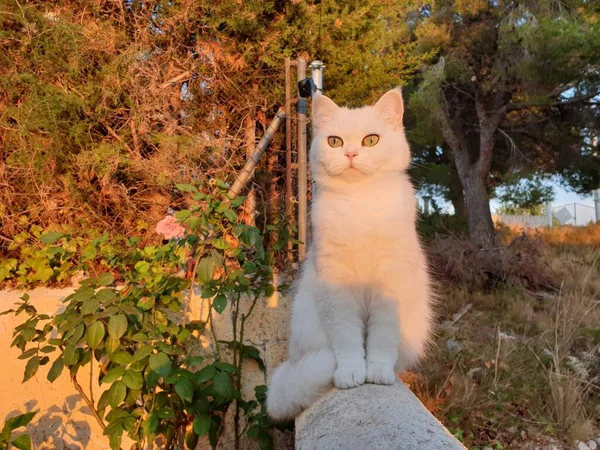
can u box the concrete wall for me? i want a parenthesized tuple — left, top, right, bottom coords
(0, 288, 292, 450)
(296, 382, 466, 450)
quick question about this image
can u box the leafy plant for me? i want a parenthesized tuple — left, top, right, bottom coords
(0, 411, 36, 450)
(3, 182, 288, 450)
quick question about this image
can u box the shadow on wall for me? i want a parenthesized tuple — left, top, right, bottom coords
(7, 395, 93, 450)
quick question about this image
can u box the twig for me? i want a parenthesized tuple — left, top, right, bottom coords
(442, 304, 472, 328)
(493, 327, 501, 389)
(159, 71, 192, 89)
(0, 234, 15, 244)
(101, 121, 134, 154)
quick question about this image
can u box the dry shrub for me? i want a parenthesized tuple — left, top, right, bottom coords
(428, 234, 555, 291)
(541, 286, 600, 442)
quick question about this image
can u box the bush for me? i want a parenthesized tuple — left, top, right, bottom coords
(428, 234, 555, 291)
(2, 183, 289, 450)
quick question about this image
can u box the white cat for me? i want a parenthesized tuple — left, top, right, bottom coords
(267, 88, 434, 420)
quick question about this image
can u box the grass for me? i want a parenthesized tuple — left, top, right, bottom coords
(408, 226, 600, 449)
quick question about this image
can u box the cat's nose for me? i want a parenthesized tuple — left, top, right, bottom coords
(345, 151, 358, 163)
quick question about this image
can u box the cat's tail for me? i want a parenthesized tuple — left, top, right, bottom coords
(267, 349, 336, 420)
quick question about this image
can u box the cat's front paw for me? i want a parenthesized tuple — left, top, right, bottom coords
(366, 362, 396, 385)
(334, 363, 366, 389)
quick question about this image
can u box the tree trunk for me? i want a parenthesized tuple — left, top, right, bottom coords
(447, 159, 466, 219)
(462, 172, 495, 247)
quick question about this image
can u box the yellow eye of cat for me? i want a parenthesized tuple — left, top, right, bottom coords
(327, 136, 343, 148)
(362, 134, 379, 147)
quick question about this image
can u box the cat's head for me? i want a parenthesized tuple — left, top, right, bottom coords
(309, 88, 410, 187)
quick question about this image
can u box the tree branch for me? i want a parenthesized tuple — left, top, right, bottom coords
(507, 91, 600, 112)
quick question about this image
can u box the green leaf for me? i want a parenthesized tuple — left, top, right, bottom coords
(23, 356, 40, 382)
(39, 231, 63, 244)
(106, 380, 127, 408)
(193, 414, 211, 436)
(185, 430, 199, 450)
(40, 346, 56, 354)
(5, 411, 36, 431)
(105, 336, 120, 354)
(196, 257, 216, 284)
(133, 345, 153, 361)
(102, 366, 125, 383)
(67, 323, 85, 346)
(214, 362, 237, 373)
(108, 428, 123, 450)
(11, 434, 32, 450)
(196, 365, 217, 383)
(155, 408, 174, 419)
(47, 357, 64, 382)
(136, 296, 155, 311)
(63, 345, 79, 366)
(176, 184, 197, 192)
(97, 273, 115, 286)
(72, 287, 95, 303)
(142, 414, 159, 437)
(18, 348, 38, 360)
(259, 430, 274, 450)
(86, 321, 105, 350)
(122, 370, 143, 390)
(110, 351, 132, 365)
(174, 210, 191, 221)
(213, 372, 234, 399)
(175, 377, 194, 402)
(247, 424, 260, 439)
(134, 261, 150, 274)
(81, 299, 100, 316)
(213, 294, 227, 314)
(148, 353, 172, 377)
(186, 356, 205, 367)
(96, 289, 117, 303)
(108, 314, 128, 339)
(212, 238, 229, 250)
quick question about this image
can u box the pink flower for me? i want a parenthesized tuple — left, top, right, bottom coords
(156, 215, 186, 240)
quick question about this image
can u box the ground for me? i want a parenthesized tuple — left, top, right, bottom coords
(407, 224, 600, 450)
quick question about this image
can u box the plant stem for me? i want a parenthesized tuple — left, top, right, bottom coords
(89, 350, 95, 405)
(71, 374, 107, 432)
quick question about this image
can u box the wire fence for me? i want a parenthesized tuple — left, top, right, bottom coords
(551, 203, 597, 226)
(495, 202, 598, 228)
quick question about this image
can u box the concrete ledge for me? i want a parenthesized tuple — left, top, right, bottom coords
(295, 381, 466, 450)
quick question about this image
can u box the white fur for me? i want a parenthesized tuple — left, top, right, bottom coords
(267, 89, 434, 420)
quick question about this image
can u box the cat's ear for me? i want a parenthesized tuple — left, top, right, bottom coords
(374, 88, 404, 130)
(311, 92, 339, 133)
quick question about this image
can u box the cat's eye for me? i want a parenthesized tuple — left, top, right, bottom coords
(327, 136, 343, 148)
(362, 134, 379, 147)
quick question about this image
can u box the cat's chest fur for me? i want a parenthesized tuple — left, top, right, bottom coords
(311, 175, 417, 281)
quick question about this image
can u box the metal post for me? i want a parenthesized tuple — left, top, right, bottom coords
(297, 57, 308, 261)
(594, 189, 600, 223)
(423, 197, 431, 216)
(546, 201, 553, 227)
(228, 108, 286, 199)
(309, 60, 325, 92)
(285, 58, 294, 261)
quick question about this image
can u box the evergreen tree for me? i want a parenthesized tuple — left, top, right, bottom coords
(407, 0, 600, 246)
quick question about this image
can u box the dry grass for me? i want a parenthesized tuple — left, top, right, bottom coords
(410, 230, 600, 449)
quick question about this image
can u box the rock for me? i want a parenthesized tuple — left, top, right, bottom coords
(577, 441, 590, 450)
(588, 440, 597, 450)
